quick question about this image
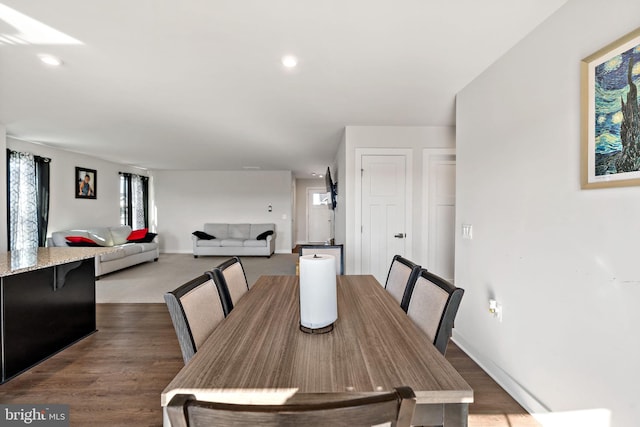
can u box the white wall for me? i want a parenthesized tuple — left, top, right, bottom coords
(153, 170, 293, 254)
(6, 137, 147, 238)
(455, 1, 640, 426)
(340, 126, 455, 273)
(294, 178, 326, 244)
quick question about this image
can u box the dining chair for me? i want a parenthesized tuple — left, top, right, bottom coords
(211, 256, 249, 312)
(167, 386, 416, 427)
(384, 255, 421, 312)
(164, 274, 229, 364)
(299, 244, 344, 275)
(405, 269, 465, 355)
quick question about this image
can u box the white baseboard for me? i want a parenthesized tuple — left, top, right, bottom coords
(159, 249, 191, 254)
(160, 249, 292, 255)
(452, 331, 550, 415)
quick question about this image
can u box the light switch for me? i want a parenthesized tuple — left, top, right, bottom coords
(281, 214, 287, 220)
(462, 224, 473, 240)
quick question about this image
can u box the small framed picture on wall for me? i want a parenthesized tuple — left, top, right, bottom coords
(76, 167, 97, 199)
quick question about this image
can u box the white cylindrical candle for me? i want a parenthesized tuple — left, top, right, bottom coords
(299, 254, 337, 332)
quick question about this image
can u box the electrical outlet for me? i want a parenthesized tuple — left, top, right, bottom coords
(489, 299, 503, 322)
(462, 224, 473, 240)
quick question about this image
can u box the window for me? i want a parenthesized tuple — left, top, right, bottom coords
(119, 173, 148, 229)
(6, 150, 50, 250)
(312, 192, 329, 206)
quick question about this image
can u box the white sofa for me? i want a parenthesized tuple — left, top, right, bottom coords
(192, 223, 276, 258)
(49, 225, 159, 278)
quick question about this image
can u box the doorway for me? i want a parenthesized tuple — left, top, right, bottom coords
(306, 187, 331, 243)
(423, 149, 456, 282)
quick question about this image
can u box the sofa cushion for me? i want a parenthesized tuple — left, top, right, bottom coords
(129, 232, 157, 243)
(221, 239, 244, 247)
(256, 230, 273, 240)
(66, 236, 95, 244)
(136, 242, 159, 252)
(66, 236, 100, 247)
(250, 224, 275, 239)
(243, 239, 267, 247)
(228, 224, 250, 239)
(197, 239, 222, 247)
(120, 243, 143, 256)
(99, 244, 142, 261)
(100, 248, 126, 262)
(52, 230, 91, 247)
(204, 224, 229, 239)
(67, 241, 100, 247)
(127, 228, 148, 241)
(109, 226, 133, 245)
(83, 227, 114, 246)
(192, 231, 215, 240)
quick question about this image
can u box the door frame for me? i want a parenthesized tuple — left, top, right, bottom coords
(355, 148, 413, 275)
(422, 148, 456, 275)
(306, 186, 330, 243)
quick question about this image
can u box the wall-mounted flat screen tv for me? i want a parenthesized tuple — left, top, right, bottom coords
(325, 167, 337, 210)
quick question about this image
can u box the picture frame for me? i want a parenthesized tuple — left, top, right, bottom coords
(581, 27, 640, 189)
(75, 167, 97, 199)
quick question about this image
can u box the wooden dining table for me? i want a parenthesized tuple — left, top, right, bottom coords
(161, 275, 473, 426)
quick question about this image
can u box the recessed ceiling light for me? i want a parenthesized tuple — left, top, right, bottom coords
(38, 54, 62, 66)
(242, 166, 261, 170)
(281, 55, 298, 68)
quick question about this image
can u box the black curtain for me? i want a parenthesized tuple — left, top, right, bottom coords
(122, 173, 133, 226)
(6, 149, 10, 251)
(5, 149, 10, 251)
(35, 156, 51, 247)
(141, 176, 149, 228)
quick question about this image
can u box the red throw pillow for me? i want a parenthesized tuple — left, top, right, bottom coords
(65, 236, 97, 244)
(128, 232, 157, 243)
(127, 228, 148, 241)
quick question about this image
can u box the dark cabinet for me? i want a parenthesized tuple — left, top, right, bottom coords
(0, 258, 96, 382)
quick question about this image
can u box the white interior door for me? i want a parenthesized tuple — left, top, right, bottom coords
(425, 151, 456, 282)
(361, 155, 408, 284)
(306, 188, 331, 243)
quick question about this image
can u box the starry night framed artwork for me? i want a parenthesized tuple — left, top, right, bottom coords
(581, 27, 640, 189)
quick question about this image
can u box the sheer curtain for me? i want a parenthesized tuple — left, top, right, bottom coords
(131, 174, 146, 229)
(7, 150, 51, 250)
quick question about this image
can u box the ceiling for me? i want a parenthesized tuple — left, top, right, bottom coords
(0, 1, 567, 177)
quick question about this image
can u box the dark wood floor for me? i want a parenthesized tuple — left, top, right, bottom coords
(445, 344, 540, 427)
(0, 304, 539, 426)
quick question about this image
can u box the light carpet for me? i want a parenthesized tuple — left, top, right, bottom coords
(96, 253, 298, 303)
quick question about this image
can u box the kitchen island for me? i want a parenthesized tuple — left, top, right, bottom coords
(0, 247, 113, 383)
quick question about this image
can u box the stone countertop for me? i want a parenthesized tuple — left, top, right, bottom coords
(0, 247, 116, 277)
